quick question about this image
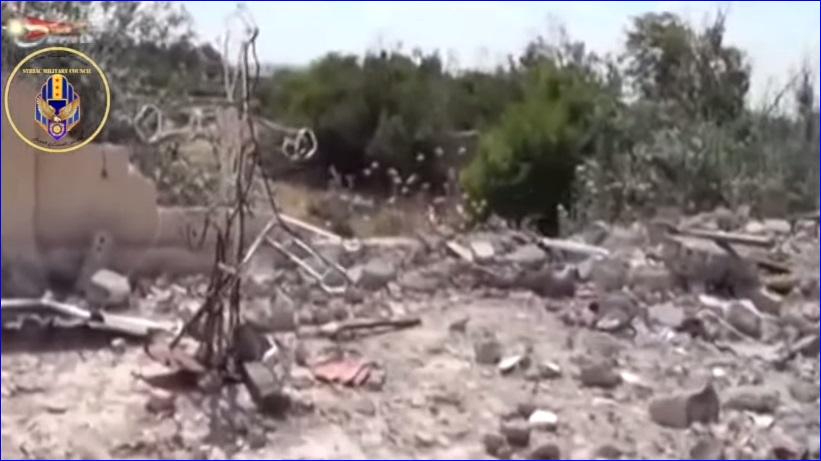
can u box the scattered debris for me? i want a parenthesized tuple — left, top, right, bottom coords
(357, 258, 398, 290)
(578, 359, 622, 389)
(725, 301, 763, 339)
(499, 419, 531, 448)
(724, 386, 780, 414)
(311, 356, 373, 387)
(448, 315, 470, 333)
(498, 355, 527, 374)
(86, 269, 132, 308)
(648, 382, 720, 429)
(145, 389, 176, 415)
(539, 237, 610, 258)
(302, 316, 421, 339)
(474, 332, 503, 365)
(689, 437, 724, 459)
(527, 442, 561, 460)
(242, 361, 291, 414)
(482, 433, 509, 459)
(527, 409, 558, 432)
(787, 379, 819, 403)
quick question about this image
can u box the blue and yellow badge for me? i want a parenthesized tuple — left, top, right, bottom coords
(35, 73, 81, 142)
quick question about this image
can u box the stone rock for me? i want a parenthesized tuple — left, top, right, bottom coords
(790, 334, 820, 357)
(470, 240, 496, 262)
(246, 427, 267, 450)
(602, 225, 645, 251)
(414, 431, 436, 448)
(589, 258, 628, 293)
(357, 258, 397, 290)
(593, 292, 641, 333)
(713, 207, 739, 231)
(505, 244, 547, 270)
(474, 334, 503, 365)
(770, 431, 807, 460)
(788, 380, 819, 403)
(578, 360, 622, 389)
(582, 221, 610, 245)
(269, 305, 298, 333)
(649, 383, 720, 429)
(663, 236, 759, 294)
(745, 221, 767, 234)
(290, 367, 315, 390)
(313, 307, 334, 326)
(514, 402, 536, 419)
(353, 397, 376, 416)
(146, 390, 176, 415)
(725, 301, 762, 339)
(527, 409, 558, 431)
(516, 267, 576, 299)
(499, 420, 531, 448)
(744, 287, 783, 316)
(399, 270, 440, 293)
(535, 361, 562, 380)
(724, 386, 780, 414)
(241, 361, 290, 415)
(86, 269, 131, 307)
(242, 296, 296, 333)
(628, 265, 674, 293)
(498, 355, 527, 374)
(296, 309, 316, 326)
(110, 338, 127, 355)
(527, 443, 561, 460)
(594, 444, 624, 459)
(763, 219, 791, 235)
(365, 368, 386, 392)
(482, 433, 508, 459)
(801, 302, 820, 323)
(448, 316, 470, 334)
(690, 437, 725, 459)
(649, 395, 690, 429)
(648, 303, 685, 328)
(233, 323, 271, 362)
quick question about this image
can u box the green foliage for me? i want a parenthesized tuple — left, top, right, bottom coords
(259, 49, 460, 187)
(2, 1, 218, 142)
(461, 61, 608, 235)
(624, 10, 751, 125)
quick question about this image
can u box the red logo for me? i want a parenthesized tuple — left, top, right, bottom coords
(3, 17, 89, 48)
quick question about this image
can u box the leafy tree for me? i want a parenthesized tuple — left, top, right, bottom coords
(2, 1, 218, 142)
(623, 10, 751, 125)
(461, 60, 610, 235)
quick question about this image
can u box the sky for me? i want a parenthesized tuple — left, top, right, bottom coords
(186, 1, 820, 105)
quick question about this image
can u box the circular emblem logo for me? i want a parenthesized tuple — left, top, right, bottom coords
(3, 46, 110, 154)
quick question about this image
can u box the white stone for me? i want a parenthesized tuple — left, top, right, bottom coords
(528, 410, 559, 431)
(470, 240, 495, 262)
(498, 355, 524, 374)
(86, 269, 130, 307)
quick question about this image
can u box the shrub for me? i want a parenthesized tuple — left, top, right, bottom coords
(461, 61, 608, 235)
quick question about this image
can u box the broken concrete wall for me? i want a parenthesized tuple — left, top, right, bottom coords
(1, 70, 272, 294)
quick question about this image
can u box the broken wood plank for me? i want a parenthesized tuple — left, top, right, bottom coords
(241, 361, 290, 414)
(446, 241, 475, 263)
(301, 316, 422, 339)
(280, 213, 344, 243)
(538, 237, 610, 258)
(675, 228, 774, 248)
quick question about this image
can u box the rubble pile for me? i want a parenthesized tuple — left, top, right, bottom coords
(1, 208, 818, 459)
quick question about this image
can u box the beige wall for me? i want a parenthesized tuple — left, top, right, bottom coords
(1, 70, 272, 294)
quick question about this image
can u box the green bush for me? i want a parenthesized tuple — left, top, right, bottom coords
(461, 61, 608, 235)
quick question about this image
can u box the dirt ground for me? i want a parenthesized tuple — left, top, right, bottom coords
(2, 290, 819, 460)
